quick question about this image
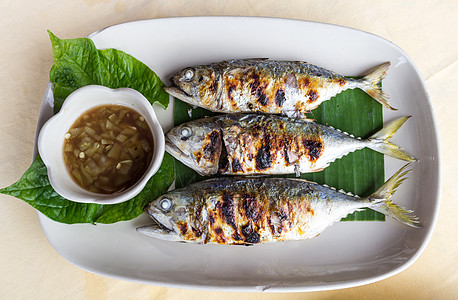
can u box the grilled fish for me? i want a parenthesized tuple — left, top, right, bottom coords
(165, 114, 416, 176)
(165, 59, 393, 119)
(137, 164, 421, 245)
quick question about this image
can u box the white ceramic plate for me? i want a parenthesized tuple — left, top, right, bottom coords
(35, 17, 440, 292)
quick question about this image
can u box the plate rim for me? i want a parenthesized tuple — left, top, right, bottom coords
(34, 16, 441, 292)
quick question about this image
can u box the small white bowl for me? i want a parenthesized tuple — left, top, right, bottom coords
(38, 85, 165, 204)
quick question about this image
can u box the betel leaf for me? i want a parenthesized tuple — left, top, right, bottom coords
(173, 88, 385, 221)
(0, 31, 174, 224)
(0, 154, 174, 224)
(48, 31, 169, 113)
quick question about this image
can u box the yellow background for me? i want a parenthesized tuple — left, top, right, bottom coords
(0, 1, 456, 299)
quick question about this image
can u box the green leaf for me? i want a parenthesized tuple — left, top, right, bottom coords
(0, 154, 174, 224)
(173, 89, 385, 221)
(48, 31, 169, 113)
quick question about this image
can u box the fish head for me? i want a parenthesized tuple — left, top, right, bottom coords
(140, 190, 202, 242)
(165, 118, 222, 176)
(165, 65, 220, 107)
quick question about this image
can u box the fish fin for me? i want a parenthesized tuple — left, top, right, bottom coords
(359, 62, 395, 110)
(367, 116, 417, 161)
(368, 163, 422, 228)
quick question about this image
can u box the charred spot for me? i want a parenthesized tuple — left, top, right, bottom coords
(220, 193, 237, 230)
(208, 76, 219, 94)
(283, 143, 290, 165)
(251, 124, 262, 138)
(275, 89, 286, 107)
(227, 85, 236, 100)
(241, 223, 260, 244)
(255, 133, 272, 171)
(191, 226, 203, 237)
(209, 214, 215, 226)
(194, 151, 202, 164)
(203, 130, 221, 160)
(243, 199, 261, 223)
(278, 211, 288, 221)
(248, 103, 254, 110)
(249, 73, 261, 94)
(303, 139, 323, 161)
(249, 73, 269, 106)
(213, 227, 226, 243)
(303, 78, 311, 87)
(209, 131, 219, 144)
(270, 225, 275, 233)
(338, 78, 346, 86)
(306, 206, 315, 216)
(178, 223, 188, 235)
(307, 90, 319, 103)
(218, 138, 229, 173)
(257, 93, 269, 106)
(232, 232, 242, 241)
(231, 158, 244, 172)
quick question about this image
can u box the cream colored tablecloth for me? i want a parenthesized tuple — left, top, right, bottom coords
(1, 1, 457, 299)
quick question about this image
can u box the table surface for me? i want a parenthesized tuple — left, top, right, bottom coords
(1, 1, 457, 299)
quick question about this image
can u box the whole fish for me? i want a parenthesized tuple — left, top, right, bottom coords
(165, 59, 393, 119)
(165, 114, 416, 176)
(137, 164, 421, 245)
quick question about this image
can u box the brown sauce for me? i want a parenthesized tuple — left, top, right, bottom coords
(63, 105, 154, 194)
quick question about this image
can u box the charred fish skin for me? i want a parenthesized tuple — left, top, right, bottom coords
(164, 114, 416, 176)
(138, 164, 421, 245)
(165, 59, 393, 118)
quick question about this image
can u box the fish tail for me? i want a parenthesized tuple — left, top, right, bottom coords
(368, 163, 422, 228)
(359, 62, 395, 110)
(367, 116, 417, 161)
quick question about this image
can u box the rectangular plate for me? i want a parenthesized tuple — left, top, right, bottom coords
(36, 17, 440, 292)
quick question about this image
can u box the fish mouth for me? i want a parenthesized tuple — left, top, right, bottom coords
(144, 205, 174, 232)
(164, 86, 197, 106)
(165, 135, 191, 161)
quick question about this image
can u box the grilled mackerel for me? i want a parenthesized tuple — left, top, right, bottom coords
(165, 114, 416, 176)
(137, 164, 421, 245)
(165, 59, 393, 119)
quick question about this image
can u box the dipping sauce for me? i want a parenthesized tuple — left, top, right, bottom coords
(63, 105, 154, 194)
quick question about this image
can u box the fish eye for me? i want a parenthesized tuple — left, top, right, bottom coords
(183, 69, 194, 81)
(180, 126, 192, 138)
(160, 198, 172, 211)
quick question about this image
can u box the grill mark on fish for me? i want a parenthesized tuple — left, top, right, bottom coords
(191, 226, 203, 237)
(255, 135, 272, 170)
(275, 89, 286, 107)
(208, 74, 219, 94)
(241, 223, 260, 244)
(231, 158, 244, 172)
(302, 139, 323, 161)
(227, 85, 236, 101)
(242, 196, 261, 223)
(307, 90, 319, 104)
(249, 72, 270, 106)
(283, 142, 291, 165)
(213, 227, 226, 243)
(203, 130, 221, 160)
(220, 193, 237, 231)
(209, 214, 215, 226)
(178, 222, 188, 235)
